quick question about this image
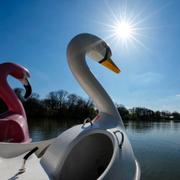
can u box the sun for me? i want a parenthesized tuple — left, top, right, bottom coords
(101, 13, 148, 50)
(107, 18, 138, 49)
(97, 2, 152, 50)
(112, 21, 134, 40)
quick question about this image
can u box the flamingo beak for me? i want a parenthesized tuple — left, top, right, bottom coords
(21, 78, 32, 99)
(99, 58, 121, 74)
(24, 79, 32, 99)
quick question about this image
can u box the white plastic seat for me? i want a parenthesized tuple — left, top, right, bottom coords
(40, 125, 117, 180)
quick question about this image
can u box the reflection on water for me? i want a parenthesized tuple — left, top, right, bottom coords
(29, 118, 74, 141)
(125, 121, 180, 180)
(29, 119, 180, 180)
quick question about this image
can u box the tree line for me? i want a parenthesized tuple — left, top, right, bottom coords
(0, 88, 180, 122)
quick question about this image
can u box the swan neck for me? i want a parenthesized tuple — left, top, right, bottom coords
(67, 45, 123, 126)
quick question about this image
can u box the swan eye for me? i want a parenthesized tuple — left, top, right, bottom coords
(100, 46, 111, 62)
(102, 42, 107, 47)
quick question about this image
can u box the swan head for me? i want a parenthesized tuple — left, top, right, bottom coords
(68, 33, 120, 74)
(87, 40, 120, 73)
(0, 62, 32, 99)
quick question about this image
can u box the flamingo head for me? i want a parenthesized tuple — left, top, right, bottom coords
(1, 62, 32, 99)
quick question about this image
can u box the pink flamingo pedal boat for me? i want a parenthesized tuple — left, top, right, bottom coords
(0, 62, 32, 143)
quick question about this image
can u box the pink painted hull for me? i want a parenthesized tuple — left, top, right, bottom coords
(0, 113, 31, 143)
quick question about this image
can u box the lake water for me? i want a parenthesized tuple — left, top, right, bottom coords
(29, 119, 180, 180)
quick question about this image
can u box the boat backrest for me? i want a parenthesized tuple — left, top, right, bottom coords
(0, 120, 24, 142)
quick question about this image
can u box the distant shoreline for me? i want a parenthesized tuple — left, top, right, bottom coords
(0, 88, 179, 123)
(28, 116, 180, 123)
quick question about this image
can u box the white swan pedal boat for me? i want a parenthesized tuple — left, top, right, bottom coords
(0, 33, 140, 180)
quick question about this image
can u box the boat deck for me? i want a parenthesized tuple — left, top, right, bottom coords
(0, 152, 49, 180)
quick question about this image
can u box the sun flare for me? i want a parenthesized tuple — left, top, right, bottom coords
(113, 21, 133, 40)
(97, 2, 152, 50)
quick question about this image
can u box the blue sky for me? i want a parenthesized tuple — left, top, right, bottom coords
(1, 0, 180, 112)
